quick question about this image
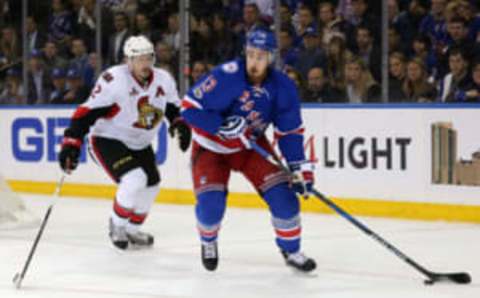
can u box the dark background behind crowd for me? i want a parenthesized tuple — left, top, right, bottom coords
(1, 0, 480, 105)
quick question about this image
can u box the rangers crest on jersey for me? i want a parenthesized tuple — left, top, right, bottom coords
(252, 86, 270, 99)
(133, 96, 164, 130)
(238, 90, 250, 103)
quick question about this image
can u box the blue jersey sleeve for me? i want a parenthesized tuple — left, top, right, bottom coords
(273, 73, 306, 164)
(181, 61, 243, 134)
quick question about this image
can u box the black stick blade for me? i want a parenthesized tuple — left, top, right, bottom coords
(448, 272, 472, 284)
(426, 272, 472, 285)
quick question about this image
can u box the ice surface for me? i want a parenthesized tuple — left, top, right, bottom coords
(0, 194, 478, 298)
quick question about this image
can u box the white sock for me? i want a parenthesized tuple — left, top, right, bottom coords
(112, 168, 147, 227)
(126, 183, 160, 234)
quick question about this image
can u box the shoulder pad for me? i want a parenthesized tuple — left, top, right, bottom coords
(221, 61, 239, 74)
(102, 65, 126, 83)
(102, 71, 114, 83)
(154, 67, 175, 83)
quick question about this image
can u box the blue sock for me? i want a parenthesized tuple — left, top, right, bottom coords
(262, 183, 301, 253)
(195, 191, 226, 242)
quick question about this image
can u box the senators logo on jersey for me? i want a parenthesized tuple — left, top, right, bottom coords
(133, 96, 164, 130)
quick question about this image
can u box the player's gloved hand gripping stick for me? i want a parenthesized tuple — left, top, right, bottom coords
(288, 161, 314, 199)
(218, 115, 252, 149)
(59, 137, 82, 174)
(249, 141, 471, 285)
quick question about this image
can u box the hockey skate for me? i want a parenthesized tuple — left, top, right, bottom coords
(126, 230, 154, 248)
(109, 218, 129, 250)
(281, 251, 317, 272)
(201, 241, 218, 271)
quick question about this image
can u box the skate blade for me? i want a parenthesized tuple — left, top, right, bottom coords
(109, 242, 153, 252)
(286, 263, 318, 277)
(289, 268, 318, 277)
(128, 242, 154, 250)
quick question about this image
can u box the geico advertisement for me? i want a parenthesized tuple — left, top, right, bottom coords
(0, 108, 172, 186)
(1, 108, 479, 204)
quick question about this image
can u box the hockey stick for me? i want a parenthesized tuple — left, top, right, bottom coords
(249, 141, 471, 285)
(12, 174, 66, 289)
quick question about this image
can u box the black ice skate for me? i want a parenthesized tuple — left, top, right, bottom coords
(281, 251, 317, 272)
(109, 218, 129, 250)
(126, 230, 154, 248)
(201, 241, 218, 271)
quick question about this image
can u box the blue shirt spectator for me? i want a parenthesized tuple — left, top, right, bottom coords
(48, 0, 73, 43)
(419, 0, 448, 50)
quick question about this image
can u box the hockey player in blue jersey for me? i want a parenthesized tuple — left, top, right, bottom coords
(181, 28, 316, 272)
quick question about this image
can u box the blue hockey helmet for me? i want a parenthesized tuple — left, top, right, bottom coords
(246, 28, 277, 53)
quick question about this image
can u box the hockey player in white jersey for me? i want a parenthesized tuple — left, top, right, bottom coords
(59, 36, 191, 250)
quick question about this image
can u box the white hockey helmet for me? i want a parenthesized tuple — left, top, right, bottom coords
(123, 35, 154, 59)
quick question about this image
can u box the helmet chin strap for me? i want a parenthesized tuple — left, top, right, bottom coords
(150, 54, 157, 66)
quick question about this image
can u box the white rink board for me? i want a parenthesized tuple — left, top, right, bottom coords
(0, 106, 479, 206)
(303, 107, 480, 205)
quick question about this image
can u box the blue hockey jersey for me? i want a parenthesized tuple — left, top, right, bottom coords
(181, 59, 306, 164)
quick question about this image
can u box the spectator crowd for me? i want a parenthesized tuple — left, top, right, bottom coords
(1, 0, 480, 105)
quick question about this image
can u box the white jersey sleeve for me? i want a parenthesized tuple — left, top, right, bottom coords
(162, 70, 181, 107)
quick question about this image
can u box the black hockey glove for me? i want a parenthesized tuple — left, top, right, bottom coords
(59, 137, 81, 174)
(169, 118, 192, 152)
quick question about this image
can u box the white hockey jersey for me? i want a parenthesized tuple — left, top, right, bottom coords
(75, 64, 180, 150)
